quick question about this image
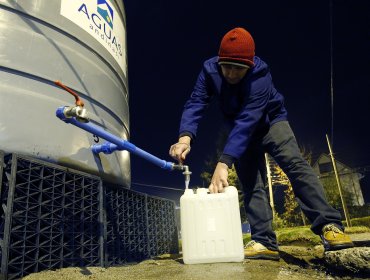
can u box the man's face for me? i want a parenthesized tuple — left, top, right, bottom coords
(220, 64, 249, 84)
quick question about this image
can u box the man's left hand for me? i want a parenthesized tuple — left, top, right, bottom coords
(209, 162, 229, 193)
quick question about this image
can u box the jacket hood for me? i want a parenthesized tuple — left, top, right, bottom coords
(249, 56, 269, 77)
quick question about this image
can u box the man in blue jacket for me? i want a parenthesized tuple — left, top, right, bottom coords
(169, 27, 354, 260)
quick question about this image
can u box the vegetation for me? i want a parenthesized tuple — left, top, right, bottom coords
(243, 221, 370, 246)
(321, 175, 353, 208)
(351, 216, 370, 228)
(270, 160, 306, 227)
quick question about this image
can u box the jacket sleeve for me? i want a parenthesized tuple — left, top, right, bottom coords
(222, 73, 272, 161)
(179, 67, 213, 140)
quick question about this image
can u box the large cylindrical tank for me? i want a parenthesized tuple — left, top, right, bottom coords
(0, 0, 130, 186)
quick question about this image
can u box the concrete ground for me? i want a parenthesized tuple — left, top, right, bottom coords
(22, 233, 370, 280)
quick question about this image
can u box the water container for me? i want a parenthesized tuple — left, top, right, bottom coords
(0, 0, 129, 186)
(180, 186, 244, 264)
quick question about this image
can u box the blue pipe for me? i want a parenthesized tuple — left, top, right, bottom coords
(91, 142, 118, 154)
(56, 106, 175, 171)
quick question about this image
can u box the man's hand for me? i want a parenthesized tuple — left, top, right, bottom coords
(169, 136, 191, 163)
(209, 162, 229, 193)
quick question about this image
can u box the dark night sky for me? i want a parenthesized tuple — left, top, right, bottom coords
(123, 0, 370, 205)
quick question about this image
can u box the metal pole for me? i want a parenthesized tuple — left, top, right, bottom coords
(326, 134, 352, 227)
(300, 210, 306, 226)
(265, 153, 276, 217)
(330, 0, 335, 146)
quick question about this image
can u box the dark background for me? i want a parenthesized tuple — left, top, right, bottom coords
(123, 0, 370, 205)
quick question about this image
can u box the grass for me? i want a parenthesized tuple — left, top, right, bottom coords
(350, 216, 370, 228)
(276, 226, 321, 246)
(243, 221, 370, 247)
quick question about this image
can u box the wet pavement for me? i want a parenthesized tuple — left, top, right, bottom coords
(23, 244, 370, 280)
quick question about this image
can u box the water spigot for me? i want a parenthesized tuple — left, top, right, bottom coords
(182, 165, 192, 182)
(173, 164, 192, 189)
(63, 106, 89, 123)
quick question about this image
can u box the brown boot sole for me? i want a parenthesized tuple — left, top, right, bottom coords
(324, 242, 354, 251)
(245, 253, 280, 261)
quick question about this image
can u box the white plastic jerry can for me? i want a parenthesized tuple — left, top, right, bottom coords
(180, 186, 244, 264)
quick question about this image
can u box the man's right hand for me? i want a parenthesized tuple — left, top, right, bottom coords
(169, 136, 191, 163)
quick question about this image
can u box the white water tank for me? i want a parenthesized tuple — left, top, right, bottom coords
(0, 0, 130, 186)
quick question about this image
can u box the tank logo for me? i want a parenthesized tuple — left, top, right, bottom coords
(60, 0, 127, 75)
(97, 0, 113, 29)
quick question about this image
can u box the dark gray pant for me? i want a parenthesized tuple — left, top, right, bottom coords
(234, 121, 343, 250)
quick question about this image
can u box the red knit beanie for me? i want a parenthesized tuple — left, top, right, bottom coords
(218, 27, 255, 68)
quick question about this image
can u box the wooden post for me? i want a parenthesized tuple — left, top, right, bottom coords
(265, 153, 276, 217)
(326, 134, 352, 227)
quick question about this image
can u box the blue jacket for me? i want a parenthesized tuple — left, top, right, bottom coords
(179, 56, 288, 165)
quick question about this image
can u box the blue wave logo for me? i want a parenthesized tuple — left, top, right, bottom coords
(97, 0, 113, 29)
